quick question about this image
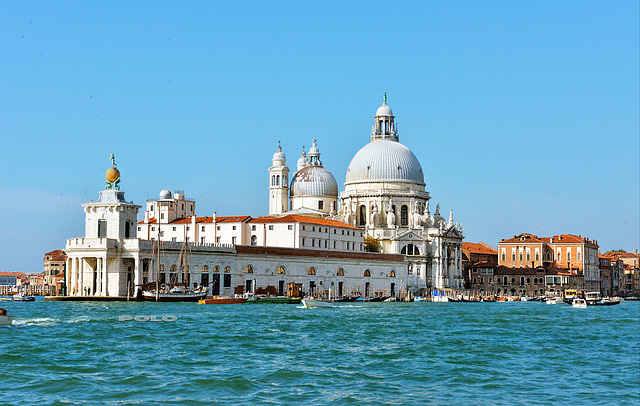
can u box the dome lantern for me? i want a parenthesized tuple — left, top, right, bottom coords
(371, 93, 398, 142)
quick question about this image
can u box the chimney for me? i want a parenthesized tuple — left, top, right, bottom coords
(212, 212, 217, 222)
(635, 249, 638, 255)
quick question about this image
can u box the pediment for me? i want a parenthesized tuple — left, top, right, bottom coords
(395, 229, 428, 242)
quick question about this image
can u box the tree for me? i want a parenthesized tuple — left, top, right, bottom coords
(364, 236, 381, 253)
(605, 249, 627, 254)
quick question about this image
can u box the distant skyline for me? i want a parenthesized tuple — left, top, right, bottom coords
(1, 1, 638, 273)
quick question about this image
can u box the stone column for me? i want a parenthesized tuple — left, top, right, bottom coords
(134, 256, 142, 287)
(97, 257, 103, 295)
(79, 258, 84, 296)
(103, 255, 109, 296)
(69, 257, 76, 296)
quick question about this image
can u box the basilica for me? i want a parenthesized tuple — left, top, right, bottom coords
(64, 96, 464, 299)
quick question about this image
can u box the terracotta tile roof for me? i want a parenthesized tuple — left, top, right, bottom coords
(500, 233, 548, 244)
(605, 252, 639, 259)
(139, 216, 251, 225)
(138, 218, 158, 224)
(235, 245, 403, 262)
(551, 234, 595, 244)
(462, 242, 497, 255)
(44, 249, 67, 262)
(249, 215, 360, 230)
(0, 271, 27, 277)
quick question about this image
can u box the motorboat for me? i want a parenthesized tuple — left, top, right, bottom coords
(301, 298, 333, 308)
(572, 298, 587, 308)
(546, 297, 564, 305)
(198, 295, 248, 304)
(13, 292, 35, 302)
(0, 308, 13, 326)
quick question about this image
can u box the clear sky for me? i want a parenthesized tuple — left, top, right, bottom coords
(1, 1, 638, 273)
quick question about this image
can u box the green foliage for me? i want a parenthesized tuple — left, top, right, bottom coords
(364, 236, 381, 253)
(605, 249, 627, 254)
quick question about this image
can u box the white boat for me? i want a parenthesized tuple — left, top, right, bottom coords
(302, 298, 333, 308)
(13, 292, 35, 302)
(572, 298, 587, 308)
(0, 308, 13, 326)
(546, 297, 564, 305)
(413, 296, 426, 302)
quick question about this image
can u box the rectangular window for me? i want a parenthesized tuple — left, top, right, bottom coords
(519, 253, 523, 261)
(201, 226, 205, 232)
(318, 201, 323, 210)
(502, 253, 506, 261)
(567, 252, 571, 261)
(161, 213, 165, 219)
(325, 241, 327, 248)
(232, 226, 236, 230)
(138, 226, 141, 232)
(201, 237, 205, 243)
(216, 237, 221, 243)
(217, 226, 220, 230)
(232, 237, 236, 244)
(302, 238, 305, 246)
(511, 252, 515, 261)
(172, 237, 177, 242)
(333, 241, 336, 249)
(312, 239, 315, 247)
(269, 225, 274, 230)
(252, 225, 256, 231)
(526, 253, 530, 261)
(577, 252, 582, 261)
(173, 227, 176, 231)
(125, 221, 131, 238)
(288, 225, 293, 230)
(224, 274, 231, 288)
(98, 220, 107, 238)
(312, 227, 315, 232)
(536, 253, 540, 261)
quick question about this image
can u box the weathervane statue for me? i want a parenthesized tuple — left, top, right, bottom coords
(105, 153, 121, 190)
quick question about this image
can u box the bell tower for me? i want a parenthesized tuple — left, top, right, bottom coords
(269, 143, 290, 215)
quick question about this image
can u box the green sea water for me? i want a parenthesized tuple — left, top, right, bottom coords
(1, 299, 638, 405)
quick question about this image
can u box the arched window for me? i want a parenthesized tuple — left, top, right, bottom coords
(364, 269, 371, 277)
(244, 265, 254, 273)
(401, 244, 420, 256)
(401, 205, 408, 226)
(526, 278, 530, 284)
(159, 264, 165, 272)
(202, 265, 209, 273)
(277, 266, 286, 274)
(337, 268, 344, 276)
(276, 175, 280, 185)
(170, 265, 177, 273)
(251, 235, 257, 245)
(359, 205, 367, 226)
(520, 276, 525, 285)
(511, 277, 516, 284)
(503, 276, 508, 285)
(271, 175, 275, 186)
(224, 266, 231, 273)
(308, 267, 316, 275)
(213, 265, 220, 273)
(389, 270, 396, 277)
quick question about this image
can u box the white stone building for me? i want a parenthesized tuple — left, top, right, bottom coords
(64, 96, 464, 298)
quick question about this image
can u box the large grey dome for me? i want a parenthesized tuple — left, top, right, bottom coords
(345, 140, 424, 185)
(290, 166, 338, 197)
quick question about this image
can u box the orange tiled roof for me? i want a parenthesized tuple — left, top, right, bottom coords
(139, 216, 252, 225)
(0, 271, 27, 277)
(249, 215, 360, 230)
(44, 249, 67, 262)
(462, 242, 497, 255)
(500, 233, 548, 244)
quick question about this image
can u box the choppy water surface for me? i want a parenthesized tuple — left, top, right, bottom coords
(1, 299, 638, 405)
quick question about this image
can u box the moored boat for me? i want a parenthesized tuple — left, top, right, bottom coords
(0, 308, 13, 326)
(143, 287, 208, 302)
(199, 295, 248, 304)
(546, 297, 564, 305)
(246, 296, 301, 304)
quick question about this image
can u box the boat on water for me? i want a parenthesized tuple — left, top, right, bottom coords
(546, 296, 564, 305)
(301, 298, 333, 308)
(141, 237, 208, 302)
(12, 292, 35, 302)
(0, 308, 13, 326)
(199, 295, 248, 304)
(572, 298, 588, 308)
(246, 296, 301, 304)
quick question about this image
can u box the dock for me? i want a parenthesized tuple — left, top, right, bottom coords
(45, 296, 134, 302)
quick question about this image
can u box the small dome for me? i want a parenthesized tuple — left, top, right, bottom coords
(297, 151, 307, 168)
(272, 145, 286, 162)
(290, 166, 338, 198)
(105, 167, 120, 182)
(345, 140, 424, 185)
(159, 189, 172, 200)
(376, 103, 393, 117)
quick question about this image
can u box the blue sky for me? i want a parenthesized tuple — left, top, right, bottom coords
(1, 1, 638, 273)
